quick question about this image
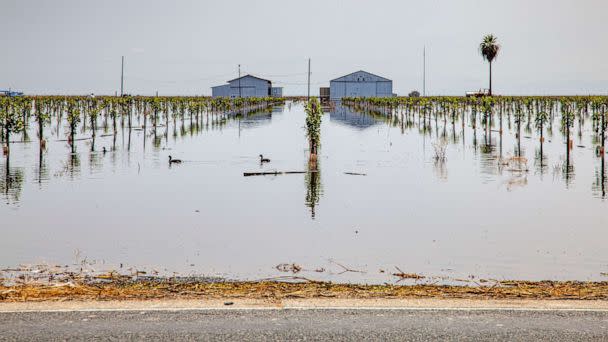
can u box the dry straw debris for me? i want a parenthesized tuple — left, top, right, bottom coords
(2, 279, 608, 302)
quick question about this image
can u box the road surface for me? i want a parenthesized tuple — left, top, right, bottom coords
(1, 307, 608, 341)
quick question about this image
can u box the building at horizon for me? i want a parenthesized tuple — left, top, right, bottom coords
(211, 75, 282, 98)
(329, 70, 393, 100)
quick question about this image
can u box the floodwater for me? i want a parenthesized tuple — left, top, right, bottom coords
(1, 101, 608, 284)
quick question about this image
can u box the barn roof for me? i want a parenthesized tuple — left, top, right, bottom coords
(227, 74, 271, 83)
(330, 70, 391, 82)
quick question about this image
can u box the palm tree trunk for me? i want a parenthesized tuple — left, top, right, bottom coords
(489, 61, 493, 96)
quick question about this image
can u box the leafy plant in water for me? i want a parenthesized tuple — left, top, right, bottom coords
(0, 98, 25, 155)
(535, 111, 549, 141)
(305, 98, 323, 162)
(66, 103, 81, 153)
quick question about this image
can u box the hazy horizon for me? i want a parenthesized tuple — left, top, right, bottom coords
(1, 0, 607, 96)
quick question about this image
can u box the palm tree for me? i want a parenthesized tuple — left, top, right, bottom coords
(479, 34, 501, 96)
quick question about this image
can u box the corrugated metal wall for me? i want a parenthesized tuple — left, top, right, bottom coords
(228, 76, 270, 98)
(211, 84, 231, 97)
(329, 71, 393, 100)
(212, 76, 271, 98)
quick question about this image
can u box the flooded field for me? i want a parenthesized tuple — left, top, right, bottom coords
(1, 99, 608, 285)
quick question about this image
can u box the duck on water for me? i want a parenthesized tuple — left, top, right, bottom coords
(259, 154, 270, 163)
(169, 155, 182, 164)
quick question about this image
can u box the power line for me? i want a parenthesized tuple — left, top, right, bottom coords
(243, 72, 308, 78)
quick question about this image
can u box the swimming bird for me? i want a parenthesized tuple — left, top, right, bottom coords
(259, 154, 270, 163)
(102, 147, 107, 154)
(169, 155, 182, 164)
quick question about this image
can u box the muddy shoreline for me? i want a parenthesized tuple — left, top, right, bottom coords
(2, 279, 608, 302)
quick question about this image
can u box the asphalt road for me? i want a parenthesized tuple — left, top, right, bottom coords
(1, 308, 607, 341)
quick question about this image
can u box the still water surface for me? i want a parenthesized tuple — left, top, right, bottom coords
(1, 102, 607, 284)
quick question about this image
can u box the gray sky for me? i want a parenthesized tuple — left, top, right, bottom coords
(1, 0, 607, 96)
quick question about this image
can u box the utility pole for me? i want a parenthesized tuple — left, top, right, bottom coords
(238, 64, 241, 98)
(423, 47, 426, 97)
(120, 56, 124, 96)
(307, 58, 311, 100)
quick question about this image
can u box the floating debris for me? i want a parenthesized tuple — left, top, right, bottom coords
(392, 267, 425, 282)
(276, 263, 303, 274)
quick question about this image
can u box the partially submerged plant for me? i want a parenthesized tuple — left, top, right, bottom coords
(0, 98, 25, 155)
(305, 98, 323, 166)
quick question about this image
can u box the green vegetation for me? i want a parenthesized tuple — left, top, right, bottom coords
(0, 96, 284, 156)
(342, 95, 608, 161)
(305, 98, 323, 164)
(0, 98, 25, 155)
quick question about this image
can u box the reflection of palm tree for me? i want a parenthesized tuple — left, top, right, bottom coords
(305, 163, 323, 220)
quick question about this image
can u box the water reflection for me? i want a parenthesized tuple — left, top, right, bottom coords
(330, 103, 382, 129)
(33, 146, 49, 186)
(534, 148, 549, 176)
(0, 157, 25, 205)
(4, 101, 608, 283)
(53, 152, 81, 180)
(305, 162, 323, 220)
(88, 148, 103, 175)
(562, 148, 576, 186)
(593, 153, 606, 199)
(237, 108, 273, 130)
(340, 101, 600, 193)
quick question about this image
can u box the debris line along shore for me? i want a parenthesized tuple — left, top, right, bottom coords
(2, 280, 608, 302)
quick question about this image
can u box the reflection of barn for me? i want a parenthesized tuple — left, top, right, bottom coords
(329, 70, 393, 100)
(239, 111, 273, 129)
(211, 75, 282, 98)
(329, 103, 381, 129)
(237, 101, 284, 129)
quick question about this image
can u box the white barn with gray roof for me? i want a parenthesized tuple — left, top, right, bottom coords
(329, 70, 393, 100)
(211, 75, 282, 98)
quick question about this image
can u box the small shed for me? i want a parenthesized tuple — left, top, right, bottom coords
(319, 87, 330, 103)
(212, 75, 280, 98)
(271, 87, 283, 97)
(329, 70, 393, 100)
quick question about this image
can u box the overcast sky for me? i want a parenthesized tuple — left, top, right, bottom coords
(1, 0, 607, 96)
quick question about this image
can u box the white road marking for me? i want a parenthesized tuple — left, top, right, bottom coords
(1, 306, 608, 314)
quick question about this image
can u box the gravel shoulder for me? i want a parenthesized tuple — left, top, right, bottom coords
(2, 298, 608, 312)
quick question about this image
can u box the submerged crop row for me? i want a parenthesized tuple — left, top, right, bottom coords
(342, 96, 608, 195)
(343, 96, 608, 155)
(0, 96, 285, 154)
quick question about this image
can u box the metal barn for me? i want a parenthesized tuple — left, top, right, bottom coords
(329, 70, 393, 100)
(212, 75, 281, 98)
